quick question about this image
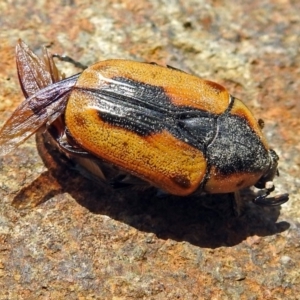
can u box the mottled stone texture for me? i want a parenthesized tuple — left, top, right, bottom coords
(0, 0, 299, 299)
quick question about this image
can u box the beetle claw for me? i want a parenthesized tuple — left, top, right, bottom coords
(253, 193, 289, 206)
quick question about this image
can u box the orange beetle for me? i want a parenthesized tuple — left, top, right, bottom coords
(0, 40, 288, 207)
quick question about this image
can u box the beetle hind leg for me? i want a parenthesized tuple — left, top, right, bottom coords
(46, 117, 91, 157)
(52, 54, 87, 70)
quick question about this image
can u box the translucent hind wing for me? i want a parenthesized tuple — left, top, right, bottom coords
(16, 39, 62, 98)
(0, 75, 78, 156)
(0, 40, 79, 157)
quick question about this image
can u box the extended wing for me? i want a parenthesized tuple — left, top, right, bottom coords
(0, 40, 79, 156)
(0, 76, 78, 156)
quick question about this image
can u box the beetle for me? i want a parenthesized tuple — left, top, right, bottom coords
(0, 40, 289, 208)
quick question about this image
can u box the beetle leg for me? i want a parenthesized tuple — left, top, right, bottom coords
(51, 134, 91, 157)
(46, 119, 91, 157)
(231, 191, 243, 217)
(52, 54, 88, 70)
(41, 126, 109, 182)
(253, 177, 289, 206)
(110, 174, 151, 190)
(53, 139, 91, 157)
(253, 192, 289, 206)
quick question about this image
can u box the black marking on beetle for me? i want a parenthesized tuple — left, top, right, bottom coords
(204, 96, 270, 176)
(77, 77, 219, 151)
(206, 112, 270, 175)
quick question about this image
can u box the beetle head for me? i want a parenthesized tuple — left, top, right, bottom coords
(253, 149, 289, 206)
(255, 149, 279, 190)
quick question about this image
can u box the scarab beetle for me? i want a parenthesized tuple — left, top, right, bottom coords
(0, 40, 289, 207)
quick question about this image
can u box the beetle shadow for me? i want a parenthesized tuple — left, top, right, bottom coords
(12, 134, 290, 248)
(73, 186, 290, 248)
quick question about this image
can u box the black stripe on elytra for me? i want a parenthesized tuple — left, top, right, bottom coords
(75, 76, 221, 152)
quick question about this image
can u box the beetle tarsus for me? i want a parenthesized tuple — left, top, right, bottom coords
(253, 193, 289, 206)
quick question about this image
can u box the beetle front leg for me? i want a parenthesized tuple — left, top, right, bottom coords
(253, 179, 289, 206)
(253, 192, 289, 206)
